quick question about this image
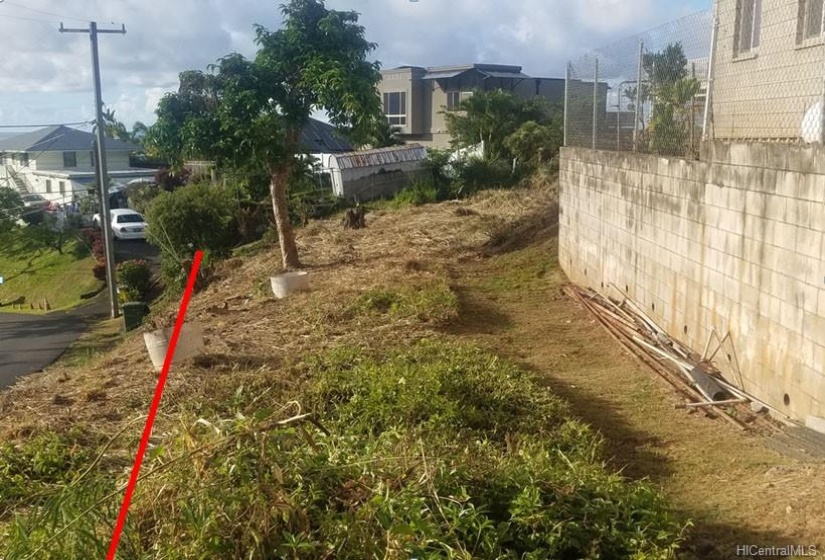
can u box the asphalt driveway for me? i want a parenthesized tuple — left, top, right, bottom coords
(0, 296, 108, 389)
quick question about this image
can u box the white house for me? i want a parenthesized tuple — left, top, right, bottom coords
(0, 125, 155, 203)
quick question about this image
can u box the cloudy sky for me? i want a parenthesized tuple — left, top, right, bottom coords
(0, 0, 711, 133)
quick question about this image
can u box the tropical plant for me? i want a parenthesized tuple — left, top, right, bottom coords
(146, 0, 384, 270)
(443, 89, 550, 161)
(625, 43, 702, 156)
(504, 117, 563, 167)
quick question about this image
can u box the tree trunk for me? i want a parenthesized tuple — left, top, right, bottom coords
(269, 165, 301, 269)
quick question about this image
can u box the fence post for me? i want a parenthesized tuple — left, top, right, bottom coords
(633, 40, 644, 151)
(564, 62, 570, 147)
(821, 47, 825, 144)
(592, 57, 599, 150)
(702, 14, 718, 142)
(616, 99, 621, 151)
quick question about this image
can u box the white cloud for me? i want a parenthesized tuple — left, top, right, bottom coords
(0, 0, 711, 126)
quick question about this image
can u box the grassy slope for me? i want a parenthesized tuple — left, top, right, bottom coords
(0, 183, 823, 557)
(0, 230, 102, 313)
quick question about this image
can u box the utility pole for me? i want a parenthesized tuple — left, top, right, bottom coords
(60, 21, 126, 319)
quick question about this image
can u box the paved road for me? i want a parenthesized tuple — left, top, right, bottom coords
(0, 241, 158, 389)
(0, 295, 108, 389)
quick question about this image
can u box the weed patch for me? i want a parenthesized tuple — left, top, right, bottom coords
(2, 342, 685, 558)
(348, 281, 459, 324)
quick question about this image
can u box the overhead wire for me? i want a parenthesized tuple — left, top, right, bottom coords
(0, 121, 94, 129)
(0, 0, 101, 24)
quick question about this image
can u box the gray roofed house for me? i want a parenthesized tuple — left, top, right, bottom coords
(0, 125, 154, 204)
(300, 118, 354, 154)
(0, 125, 138, 153)
(377, 63, 565, 148)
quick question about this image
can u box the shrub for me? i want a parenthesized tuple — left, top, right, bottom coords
(116, 259, 152, 301)
(391, 180, 438, 207)
(452, 157, 524, 197)
(154, 167, 190, 192)
(145, 182, 239, 287)
(504, 120, 563, 167)
(127, 183, 161, 215)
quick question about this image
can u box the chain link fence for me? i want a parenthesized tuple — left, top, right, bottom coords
(566, 4, 825, 154)
(712, 0, 825, 142)
(565, 10, 713, 158)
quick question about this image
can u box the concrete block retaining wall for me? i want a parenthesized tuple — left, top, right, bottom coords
(559, 142, 825, 425)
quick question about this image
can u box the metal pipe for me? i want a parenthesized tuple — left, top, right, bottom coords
(633, 40, 644, 151)
(702, 13, 719, 142)
(675, 398, 747, 409)
(592, 57, 599, 150)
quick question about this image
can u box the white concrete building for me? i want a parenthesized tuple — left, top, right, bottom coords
(0, 125, 155, 203)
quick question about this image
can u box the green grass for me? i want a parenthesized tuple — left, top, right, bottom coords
(347, 280, 459, 324)
(1, 341, 686, 559)
(472, 245, 561, 295)
(0, 230, 102, 313)
(57, 317, 124, 368)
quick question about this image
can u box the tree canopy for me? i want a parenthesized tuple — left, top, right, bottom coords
(146, 0, 384, 268)
(0, 187, 23, 234)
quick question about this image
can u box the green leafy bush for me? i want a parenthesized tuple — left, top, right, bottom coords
(116, 259, 152, 302)
(127, 183, 161, 215)
(504, 120, 563, 167)
(451, 157, 525, 197)
(145, 182, 239, 287)
(391, 180, 438, 207)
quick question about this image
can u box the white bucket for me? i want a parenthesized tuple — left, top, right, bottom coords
(143, 322, 205, 371)
(270, 271, 310, 299)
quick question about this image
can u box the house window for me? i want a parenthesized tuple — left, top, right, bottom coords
(59, 181, 66, 195)
(447, 91, 474, 111)
(14, 153, 29, 167)
(447, 91, 461, 111)
(382, 91, 407, 126)
(799, 0, 825, 41)
(63, 151, 77, 168)
(46, 180, 52, 194)
(735, 0, 762, 54)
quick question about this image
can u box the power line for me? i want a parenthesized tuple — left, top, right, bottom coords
(0, 121, 94, 129)
(0, 11, 54, 25)
(0, 0, 100, 25)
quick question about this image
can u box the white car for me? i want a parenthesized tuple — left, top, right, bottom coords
(93, 209, 148, 240)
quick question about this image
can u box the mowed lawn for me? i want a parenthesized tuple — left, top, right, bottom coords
(0, 230, 102, 313)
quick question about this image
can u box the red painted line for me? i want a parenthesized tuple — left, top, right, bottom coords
(106, 250, 203, 559)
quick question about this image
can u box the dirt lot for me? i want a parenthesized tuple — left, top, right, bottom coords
(1, 181, 823, 558)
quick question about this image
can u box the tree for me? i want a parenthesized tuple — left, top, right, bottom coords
(443, 89, 549, 162)
(504, 119, 563, 167)
(624, 43, 702, 156)
(360, 117, 404, 148)
(146, 0, 383, 269)
(28, 213, 77, 255)
(101, 108, 150, 146)
(0, 187, 23, 234)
